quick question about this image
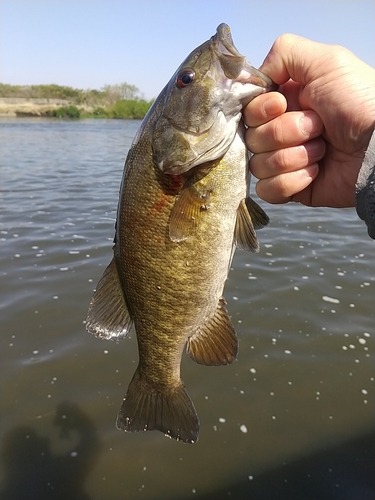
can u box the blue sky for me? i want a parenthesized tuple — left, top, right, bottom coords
(1, 0, 374, 100)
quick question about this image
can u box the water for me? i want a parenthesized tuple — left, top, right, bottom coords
(1, 117, 374, 500)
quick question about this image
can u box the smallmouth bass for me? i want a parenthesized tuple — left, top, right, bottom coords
(86, 23, 276, 443)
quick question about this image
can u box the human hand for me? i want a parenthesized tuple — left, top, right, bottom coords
(244, 34, 375, 208)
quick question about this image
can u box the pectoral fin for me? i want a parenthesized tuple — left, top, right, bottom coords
(169, 185, 211, 242)
(186, 298, 238, 366)
(86, 258, 133, 341)
(234, 198, 269, 252)
(245, 197, 269, 230)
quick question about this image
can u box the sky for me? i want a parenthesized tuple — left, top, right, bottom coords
(1, 0, 374, 100)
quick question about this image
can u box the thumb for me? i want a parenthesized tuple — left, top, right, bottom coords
(259, 34, 334, 86)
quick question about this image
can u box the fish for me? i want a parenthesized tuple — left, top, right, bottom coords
(86, 23, 276, 443)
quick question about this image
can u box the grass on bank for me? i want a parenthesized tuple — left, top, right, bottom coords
(45, 100, 152, 119)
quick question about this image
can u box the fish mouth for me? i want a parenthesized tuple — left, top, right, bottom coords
(212, 23, 278, 92)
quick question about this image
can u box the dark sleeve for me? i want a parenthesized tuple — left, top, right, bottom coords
(355, 129, 375, 239)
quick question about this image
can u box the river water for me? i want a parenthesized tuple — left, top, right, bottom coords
(0, 117, 374, 500)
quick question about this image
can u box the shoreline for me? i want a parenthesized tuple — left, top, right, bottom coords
(0, 102, 94, 118)
(0, 93, 152, 119)
(0, 85, 153, 119)
(0, 101, 150, 119)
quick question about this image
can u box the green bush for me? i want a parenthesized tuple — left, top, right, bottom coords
(106, 99, 151, 119)
(47, 106, 81, 119)
(92, 106, 108, 117)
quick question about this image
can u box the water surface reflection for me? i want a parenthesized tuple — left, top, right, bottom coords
(1, 118, 373, 499)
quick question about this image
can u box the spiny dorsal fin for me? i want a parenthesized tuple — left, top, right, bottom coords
(169, 184, 212, 242)
(116, 369, 199, 443)
(186, 298, 238, 366)
(86, 258, 133, 341)
(234, 198, 269, 252)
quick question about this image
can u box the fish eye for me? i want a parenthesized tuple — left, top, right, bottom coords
(176, 70, 195, 88)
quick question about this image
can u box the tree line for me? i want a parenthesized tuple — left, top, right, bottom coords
(0, 82, 154, 119)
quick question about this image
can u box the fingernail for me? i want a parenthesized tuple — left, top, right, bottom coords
(305, 139, 326, 159)
(262, 95, 281, 117)
(300, 112, 323, 136)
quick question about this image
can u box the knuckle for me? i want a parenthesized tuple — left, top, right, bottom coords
(277, 146, 306, 170)
(274, 174, 292, 198)
(245, 127, 256, 151)
(249, 152, 262, 176)
(272, 118, 285, 145)
(256, 176, 290, 204)
(272, 33, 294, 53)
(274, 148, 291, 171)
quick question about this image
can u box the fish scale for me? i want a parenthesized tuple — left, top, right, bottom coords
(86, 23, 276, 443)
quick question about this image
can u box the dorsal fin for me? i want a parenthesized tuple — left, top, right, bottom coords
(86, 258, 133, 341)
(186, 298, 238, 366)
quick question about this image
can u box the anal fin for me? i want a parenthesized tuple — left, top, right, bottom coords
(187, 298, 238, 366)
(86, 258, 133, 341)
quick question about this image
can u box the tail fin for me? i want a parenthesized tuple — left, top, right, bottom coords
(116, 369, 200, 444)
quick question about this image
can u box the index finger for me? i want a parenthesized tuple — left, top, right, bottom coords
(244, 91, 286, 127)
